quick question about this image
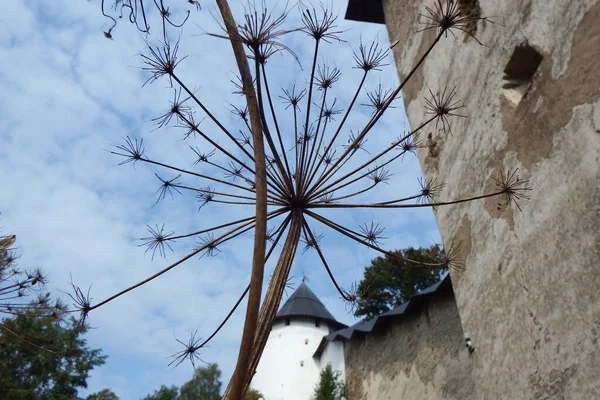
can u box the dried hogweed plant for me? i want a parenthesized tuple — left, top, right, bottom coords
(78, 0, 530, 398)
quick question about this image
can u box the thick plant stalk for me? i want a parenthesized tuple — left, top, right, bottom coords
(223, 213, 303, 398)
(215, 1, 268, 399)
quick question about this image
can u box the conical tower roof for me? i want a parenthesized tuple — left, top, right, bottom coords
(274, 282, 346, 329)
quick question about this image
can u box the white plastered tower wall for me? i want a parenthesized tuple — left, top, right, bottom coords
(315, 337, 345, 380)
(250, 282, 346, 400)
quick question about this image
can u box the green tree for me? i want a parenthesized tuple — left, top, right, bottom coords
(1, 222, 66, 347)
(87, 389, 120, 400)
(142, 385, 179, 400)
(243, 388, 264, 400)
(312, 364, 345, 400)
(0, 308, 106, 400)
(354, 246, 447, 319)
(179, 363, 221, 400)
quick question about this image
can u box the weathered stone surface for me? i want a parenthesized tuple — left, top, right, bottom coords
(381, 0, 600, 398)
(344, 291, 476, 400)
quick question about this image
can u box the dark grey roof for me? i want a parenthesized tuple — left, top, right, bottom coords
(314, 275, 452, 357)
(345, 0, 384, 24)
(275, 282, 346, 329)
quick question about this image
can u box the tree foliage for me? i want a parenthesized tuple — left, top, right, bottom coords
(0, 308, 106, 400)
(87, 389, 120, 400)
(1, 220, 66, 346)
(354, 246, 447, 319)
(179, 363, 221, 400)
(243, 388, 264, 400)
(142, 385, 179, 400)
(312, 363, 345, 400)
(141, 365, 263, 400)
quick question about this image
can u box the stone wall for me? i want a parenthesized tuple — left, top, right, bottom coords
(344, 290, 475, 400)
(379, 0, 600, 398)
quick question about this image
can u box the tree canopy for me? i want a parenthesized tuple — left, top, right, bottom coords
(179, 363, 221, 400)
(243, 389, 264, 400)
(141, 365, 263, 400)
(312, 363, 345, 400)
(0, 307, 106, 400)
(354, 245, 447, 319)
(87, 388, 120, 400)
(142, 385, 179, 400)
(1, 220, 66, 348)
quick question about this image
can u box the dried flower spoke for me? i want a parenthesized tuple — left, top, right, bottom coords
(154, 173, 183, 203)
(439, 241, 465, 272)
(280, 86, 307, 111)
(139, 223, 175, 260)
(230, 103, 249, 121)
(67, 280, 92, 327)
(169, 329, 206, 368)
(353, 41, 389, 71)
(152, 87, 192, 129)
(197, 233, 221, 258)
(493, 169, 532, 212)
(141, 39, 186, 86)
(423, 86, 466, 134)
(111, 136, 146, 166)
(359, 221, 387, 246)
(343, 131, 369, 154)
(418, 177, 447, 205)
(320, 98, 343, 122)
(397, 131, 421, 156)
(362, 84, 395, 115)
(300, 227, 324, 254)
(369, 167, 392, 185)
(315, 65, 342, 90)
(301, 6, 344, 43)
(420, 0, 489, 44)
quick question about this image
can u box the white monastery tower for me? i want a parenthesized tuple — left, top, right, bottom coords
(250, 281, 347, 400)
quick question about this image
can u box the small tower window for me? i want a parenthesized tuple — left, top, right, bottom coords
(305, 339, 309, 345)
(300, 360, 304, 367)
(315, 319, 320, 328)
(501, 43, 542, 105)
(285, 319, 290, 326)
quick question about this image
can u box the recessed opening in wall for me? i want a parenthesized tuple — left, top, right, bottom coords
(285, 318, 290, 326)
(501, 44, 542, 105)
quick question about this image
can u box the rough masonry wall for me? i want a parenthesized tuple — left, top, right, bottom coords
(383, 0, 600, 398)
(344, 292, 475, 400)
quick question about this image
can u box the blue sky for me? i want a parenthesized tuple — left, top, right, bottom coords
(0, 1, 441, 398)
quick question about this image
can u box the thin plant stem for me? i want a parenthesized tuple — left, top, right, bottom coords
(260, 63, 294, 189)
(316, 31, 444, 191)
(88, 216, 260, 312)
(296, 39, 320, 195)
(303, 71, 368, 192)
(304, 210, 445, 267)
(301, 220, 350, 301)
(308, 190, 510, 209)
